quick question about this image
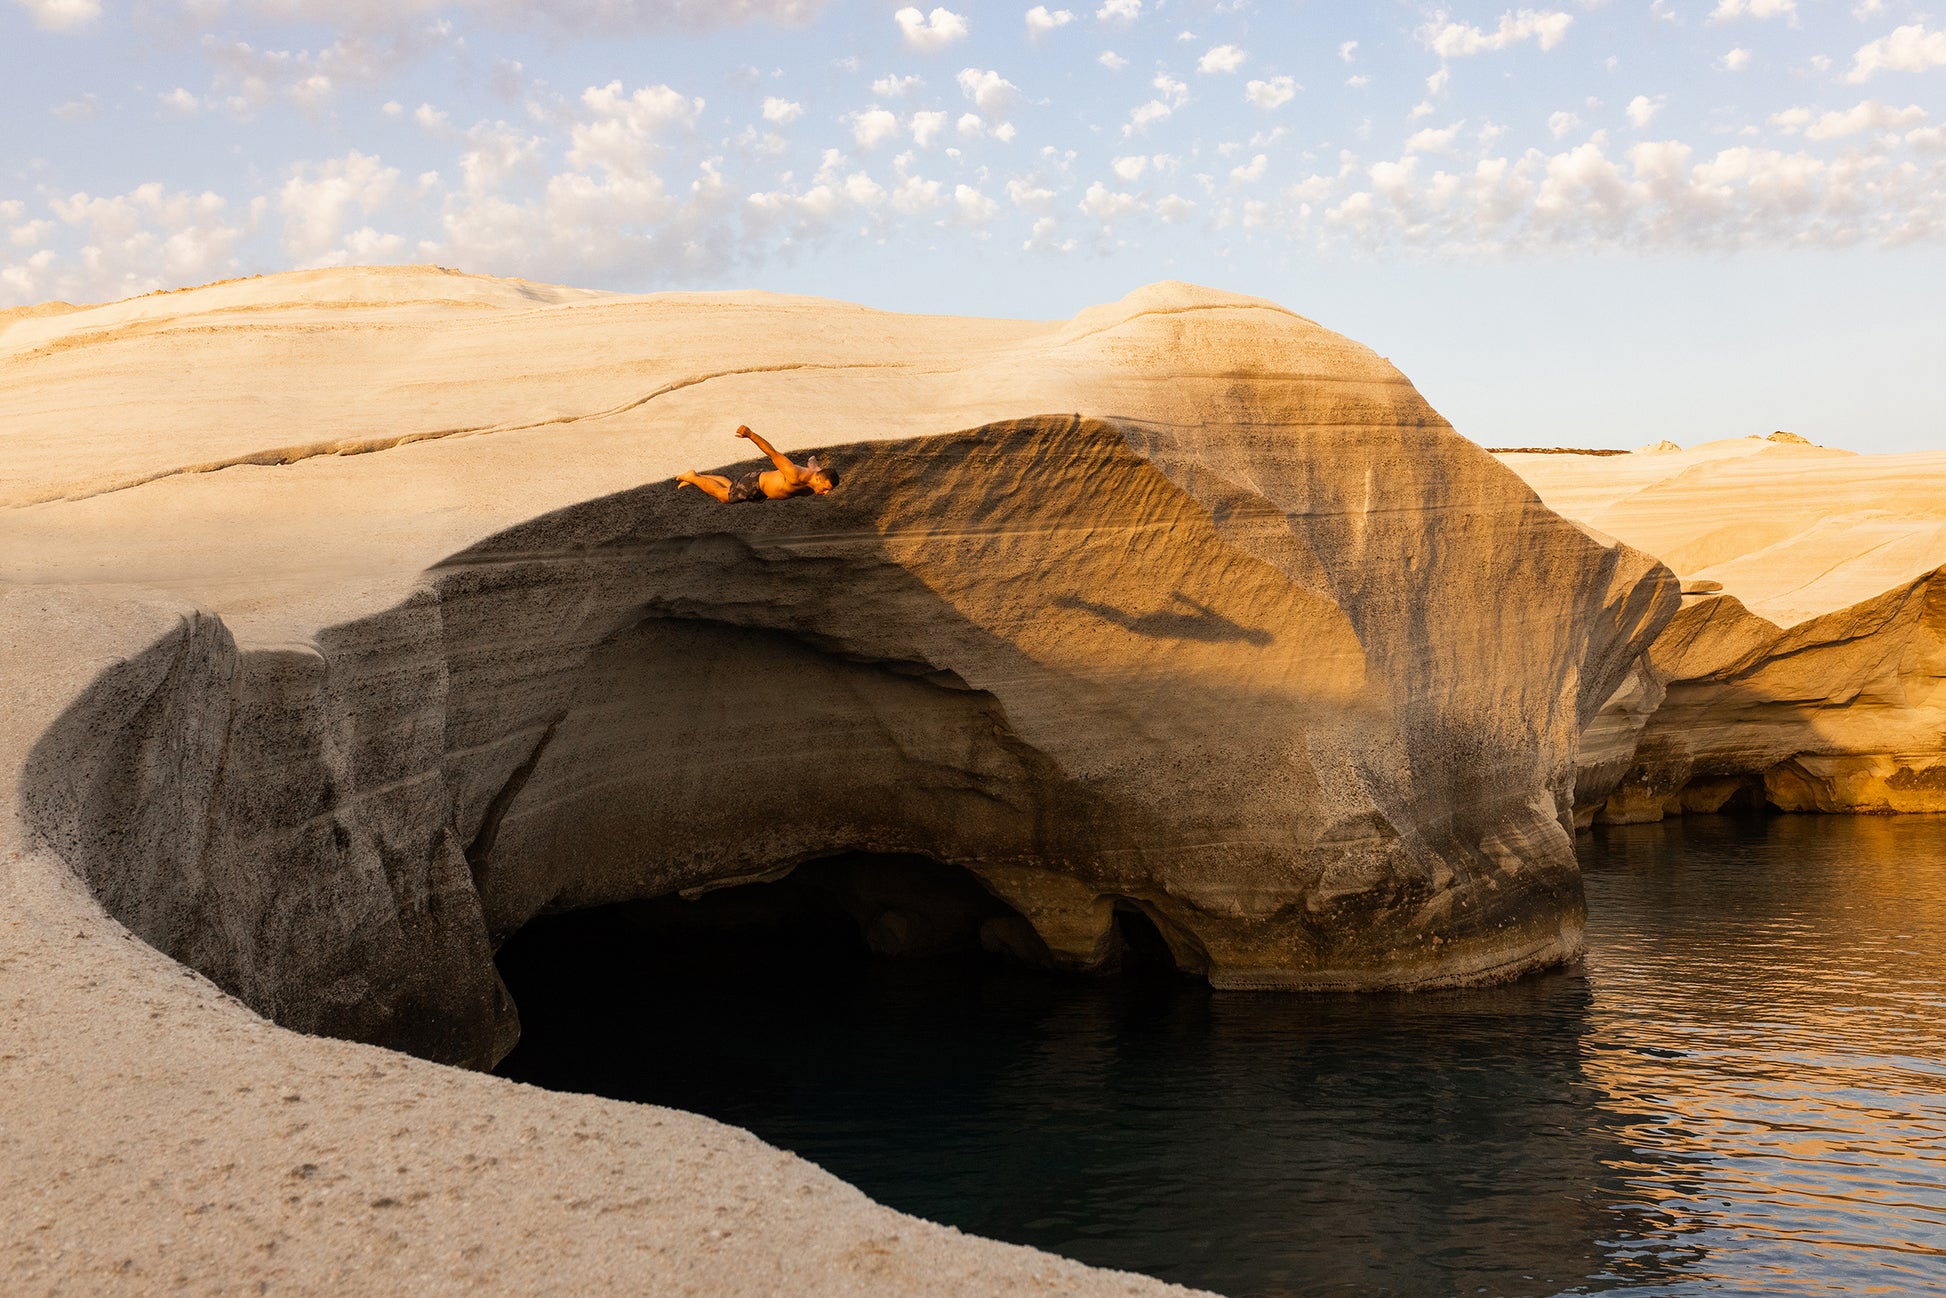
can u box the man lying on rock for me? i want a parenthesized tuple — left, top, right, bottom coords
(676, 425, 836, 502)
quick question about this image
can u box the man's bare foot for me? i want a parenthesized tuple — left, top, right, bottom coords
(675, 473, 693, 490)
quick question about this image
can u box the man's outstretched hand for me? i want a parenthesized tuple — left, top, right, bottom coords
(735, 425, 753, 439)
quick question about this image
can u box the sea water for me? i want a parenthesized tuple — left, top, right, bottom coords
(496, 816, 1946, 1297)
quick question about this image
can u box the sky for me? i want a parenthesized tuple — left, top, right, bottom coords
(3, 0, 1943, 450)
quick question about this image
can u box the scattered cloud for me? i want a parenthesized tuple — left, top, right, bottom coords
(1079, 179, 1142, 221)
(51, 93, 103, 122)
(1198, 44, 1246, 74)
(1848, 23, 1946, 81)
(1097, 0, 1140, 25)
(1803, 99, 1927, 139)
(1404, 123, 1463, 154)
(1025, 5, 1073, 39)
(1419, 8, 1574, 58)
(1245, 76, 1297, 109)
(1626, 95, 1663, 127)
(1722, 47, 1753, 70)
(957, 69, 1021, 121)
(761, 97, 802, 125)
(1339, 40, 1359, 63)
(279, 151, 400, 267)
(895, 6, 968, 53)
(1099, 49, 1129, 70)
(849, 107, 901, 150)
(1709, 0, 1796, 23)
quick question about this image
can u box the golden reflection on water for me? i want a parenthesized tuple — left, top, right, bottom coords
(1577, 816, 1946, 1294)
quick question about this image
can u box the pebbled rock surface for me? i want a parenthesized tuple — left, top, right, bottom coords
(4, 268, 1675, 1293)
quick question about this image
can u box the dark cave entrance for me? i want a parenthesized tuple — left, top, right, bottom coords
(490, 853, 1188, 1102)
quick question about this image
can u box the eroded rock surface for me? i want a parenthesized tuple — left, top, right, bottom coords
(1501, 436, 1946, 821)
(7, 269, 1676, 1071)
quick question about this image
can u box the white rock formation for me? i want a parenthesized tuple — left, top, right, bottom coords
(1501, 435, 1946, 821)
(3, 268, 1676, 1292)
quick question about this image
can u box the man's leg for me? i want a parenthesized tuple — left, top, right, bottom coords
(677, 472, 733, 502)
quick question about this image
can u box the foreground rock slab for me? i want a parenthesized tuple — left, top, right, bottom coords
(4, 268, 1675, 1293)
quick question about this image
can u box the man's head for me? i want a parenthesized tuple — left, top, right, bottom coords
(805, 455, 837, 494)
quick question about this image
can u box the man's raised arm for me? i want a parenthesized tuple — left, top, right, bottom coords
(735, 425, 795, 473)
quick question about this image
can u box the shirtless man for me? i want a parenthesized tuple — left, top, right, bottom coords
(676, 425, 836, 502)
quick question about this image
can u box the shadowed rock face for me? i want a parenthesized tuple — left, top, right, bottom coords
(24, 415, 1674, 1068)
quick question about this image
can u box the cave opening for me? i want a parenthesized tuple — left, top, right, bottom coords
(491, 852, 1192, 1104)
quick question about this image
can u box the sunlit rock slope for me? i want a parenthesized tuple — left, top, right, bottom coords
(1501, 435, 1946, 821)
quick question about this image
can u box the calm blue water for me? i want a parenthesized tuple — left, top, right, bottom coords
(496, 816, 1946, 1297)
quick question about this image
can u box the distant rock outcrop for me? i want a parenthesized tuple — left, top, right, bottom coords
(1501, 436, 1946, 822)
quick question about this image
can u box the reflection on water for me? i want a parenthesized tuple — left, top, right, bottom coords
(495, 816, 1946, 1297)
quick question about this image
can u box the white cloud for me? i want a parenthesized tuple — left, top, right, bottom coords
(850, 107, 902, 150)
(1198, 44, 1246, 74)
(1245, 76, 1297, 110)
(1007, 177, 1057, 210)
(1848, 23, 1946, 81)
(52, 93, 103, 122)
(415, 102, 449, 133)
(1338, 40, 1358, 63)
(11, 0, 99, 32)
(1022, 215, 1076, 252)
(1722, 47, 1753, 70)
(15, 183, 245, 306)
(1709, 0, 1795, 23)
(1419, 8, 1574, 57)
(159, 88, 203, 116)
(279, 151, 399, 267)
(951, 183, 999, 224)
(1122, 72, 1189, 135)
(1025, 5, 1073, 38)
(1627, 95, 1663, 127)
(911, 110, 948, 147)
(1549, 110, 1583, 139)
(1079, 179, 1142, 220)
(568, 82, 702, 179)
(1099, 50, 1128, 70)
(871, 74, 924, 98)
(895, 6, 968, 52)
(892, 174, 946, 214)
(1155, 192, 1197, 222)
(1404, 123, 1463, 153)
(1803, 99, 1927, 139)
(761, 97, 802, 124)
(1096, 0, 1139, 24)
(1230, 153, 1268, 183)
(1112, 154, 1147, 180)
(1346, 74, 1370, 88)
(957, 68, 1021, 120)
